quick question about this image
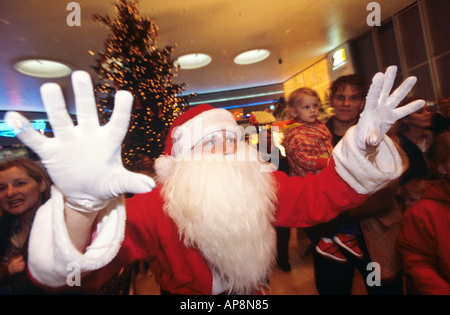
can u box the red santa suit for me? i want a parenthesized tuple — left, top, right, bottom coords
(27, 104, 405, 294)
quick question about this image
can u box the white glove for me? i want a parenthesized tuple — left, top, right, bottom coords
(5, 71, 156, 212)
(354, 65, 425, 152)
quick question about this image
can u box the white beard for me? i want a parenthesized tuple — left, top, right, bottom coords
(160, 143, 278, 294)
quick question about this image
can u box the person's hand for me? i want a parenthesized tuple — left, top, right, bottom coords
(354, 66, 425, 152)
(5, 71, 156, 212)
(8, 255, 25, 276)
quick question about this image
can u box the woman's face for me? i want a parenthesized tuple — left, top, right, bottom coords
(0, 166, 45, 217)
(404, 106, 432, 129)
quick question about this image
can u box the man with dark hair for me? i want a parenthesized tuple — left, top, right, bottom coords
(326, 75, 367, 146)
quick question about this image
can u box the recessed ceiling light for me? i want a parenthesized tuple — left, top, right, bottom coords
(234, 49, 270, 65)
(174, 53, 212, 70)
(13, 59, 73, 78)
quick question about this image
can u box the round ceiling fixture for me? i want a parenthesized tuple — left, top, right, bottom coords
(13, 59, 73, 78)
(234, 49, 271, 65)
(174, 53, 212, 70)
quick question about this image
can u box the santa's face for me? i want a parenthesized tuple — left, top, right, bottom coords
(192, 130, 238, 156)
(161, 140, 277, 294)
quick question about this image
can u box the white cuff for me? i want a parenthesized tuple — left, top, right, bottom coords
(333, 126, 403, 195)
(28, 186, 126, 288)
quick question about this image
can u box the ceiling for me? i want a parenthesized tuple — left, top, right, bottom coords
(0, 0, 417, 115)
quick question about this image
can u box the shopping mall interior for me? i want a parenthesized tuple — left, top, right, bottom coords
(0, 0, 448, 297)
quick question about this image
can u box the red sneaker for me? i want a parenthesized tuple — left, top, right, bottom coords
(315, 238, 347, 262)
(334, 234, 364, 259)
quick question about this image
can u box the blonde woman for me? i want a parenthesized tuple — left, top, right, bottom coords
(0, 158, 50, 294)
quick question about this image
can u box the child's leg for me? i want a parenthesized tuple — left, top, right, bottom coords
(334, 223, 364, 258)
(304, 219, 349, 263)
(315, 235, 347, 262)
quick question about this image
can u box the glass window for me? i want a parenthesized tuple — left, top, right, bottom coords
(377, 20, 401, 71)
(435, 54, 450, 97)
(397, 4, 428, 68)
(426, 0, 450, 56)
(409, 64, 435, 100)
(351, 33, 379, 85)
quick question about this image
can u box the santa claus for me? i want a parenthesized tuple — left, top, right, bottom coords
(5, 66, 424, 294)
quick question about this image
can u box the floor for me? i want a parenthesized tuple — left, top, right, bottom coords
(132, 228, 368, 295)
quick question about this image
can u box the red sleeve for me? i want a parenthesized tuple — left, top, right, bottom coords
(73, 191, 164, 293)
(273, 158, 368, 228)
(397, 203, 450, 295)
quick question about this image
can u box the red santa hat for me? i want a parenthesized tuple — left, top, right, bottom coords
(155, 104, 240, 180)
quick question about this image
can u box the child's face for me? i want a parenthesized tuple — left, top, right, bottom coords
(290, 95, 319, 123)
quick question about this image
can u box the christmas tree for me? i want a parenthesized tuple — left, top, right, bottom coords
(93, 0, 190, 171)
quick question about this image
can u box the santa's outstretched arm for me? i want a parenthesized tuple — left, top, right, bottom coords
(276, 67, 423, 228)
(332, 66, 424, 194)
(4, 71, 155, 288)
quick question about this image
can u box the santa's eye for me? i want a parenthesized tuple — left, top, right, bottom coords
(205, 139, 217, 146)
